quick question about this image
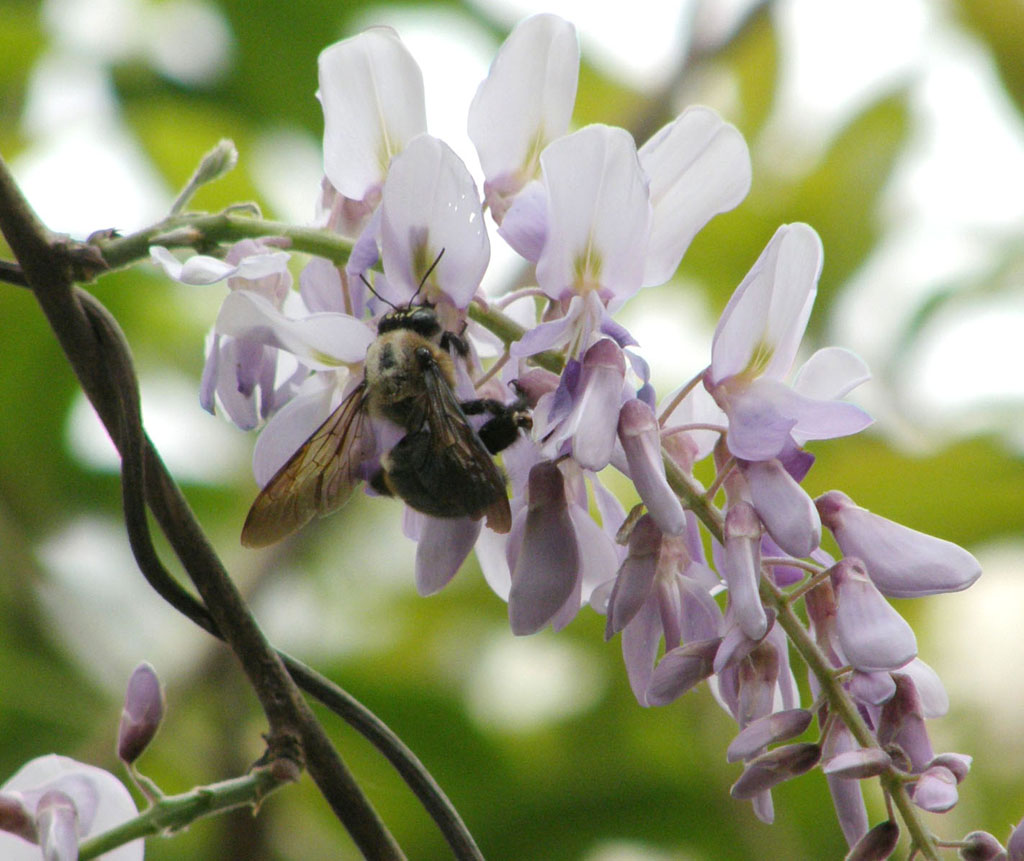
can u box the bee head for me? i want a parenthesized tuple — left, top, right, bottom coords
(377, 304, 442, 339)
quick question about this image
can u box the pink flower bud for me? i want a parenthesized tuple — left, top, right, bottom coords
(618, 399, 686, 535)
(816, 490, 981, 598)
(118, 662, 165, 765)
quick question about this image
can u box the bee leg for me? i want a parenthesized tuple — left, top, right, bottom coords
(439, 329, 470, 357)
(461, 396, 533, 454)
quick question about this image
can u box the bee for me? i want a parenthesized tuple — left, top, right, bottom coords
(240, 280, 531, 547)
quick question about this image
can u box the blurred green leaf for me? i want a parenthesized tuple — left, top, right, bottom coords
(716, 3, 778, 139)
(789, 89, 910, 333)
(956, 0, 1024, 118)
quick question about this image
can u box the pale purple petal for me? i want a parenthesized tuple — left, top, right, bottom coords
(730, 743, 821, 798)
(640, 106, 751, 287)
(535, 124, 651, 303)
(621, 597, 663, 705)
(509, 302, 579, 358)
(563, 339, 625, 470)
(415, 517, 481, 595)
(742, 458, 821, 557)
(605, 515, 660, 637)
(1011, 817, 1024, 861)
(318, 27, 427, 199)
(618, 399, 687, 536)
(380, 134, 489, 308)
(569, 501, 621, 602)
(252, 381, 337, 485)
(878, 675, 933, 772)
(709, 223, 822, 385)
(299, 256, 346, 313)
(822, 723, 869, 847)
(722, 503, 768, 640)
(792, 346, 871, 400)
(647, 638, 721, 706)
(726, 709, 813, 762)
(831, 558, 917, 672)
(849, 670, 897, 706)
(911, 766, 958, 812)
(508, 461, 579, 634)
(475, 522, 513, 601)
(894, 659, 949, 719)
(496, 179, 549, 260)
(468, 14, 578, 189)
(215, 290, 374, 369)
(822, 747, 892, 779)
(817, 490, 982, 598)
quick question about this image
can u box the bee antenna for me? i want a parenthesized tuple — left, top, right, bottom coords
(409, 248, 445, 307)
(359, 272, 399, 311)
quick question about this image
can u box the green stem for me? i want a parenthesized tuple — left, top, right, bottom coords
(78, 767, 290, 859)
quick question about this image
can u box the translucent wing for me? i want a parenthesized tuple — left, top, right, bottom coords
(241, 382, 372, 547)
(420, 361, 512, 534)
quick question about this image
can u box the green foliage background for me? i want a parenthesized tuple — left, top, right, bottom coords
(1, 1, 1023, 858)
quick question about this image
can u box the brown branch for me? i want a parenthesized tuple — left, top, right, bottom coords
(0, 151, 405, 860)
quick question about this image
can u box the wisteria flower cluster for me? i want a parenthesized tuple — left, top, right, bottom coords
(151, 13, 1011, 857)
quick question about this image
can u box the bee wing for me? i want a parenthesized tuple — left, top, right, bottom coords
(420, 362, 512, 534)
(241, 382, 372, 547)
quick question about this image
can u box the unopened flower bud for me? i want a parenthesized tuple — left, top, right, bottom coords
(35, 789, 78, 861)
(723, 501, 767, 640)
(1010, 814, 1024, 861)
(618, 399, 686, 535)
(816, 490, 981, 598)
(959, 830, 1006, 861)
(605, 514, 661, 638)
(646, 638, 720, 706)
(846, 820, 900, 861)
(726, 709, 813, 762)
(830, 558, 917, 672)
(878, 674, 933, 772)
(822, 747, 892, 779)
(509, 461, 579, 635)
(193, 139, 239, 186)
(729, 743, 820, 799)
(118, 662, 165, 764)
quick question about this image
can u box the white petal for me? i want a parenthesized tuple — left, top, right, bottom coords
(535, 124, 651, 302)
(318, 27, 427, 199)
(215, 290, 373, 369)
(469, 14, 578, 187)
(150, 245, 233, 284)
(710, 223, 822, 384)
(640, 107, 751, 287)
(792, 346, 871, 400)
(380, 134, 489, 309)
